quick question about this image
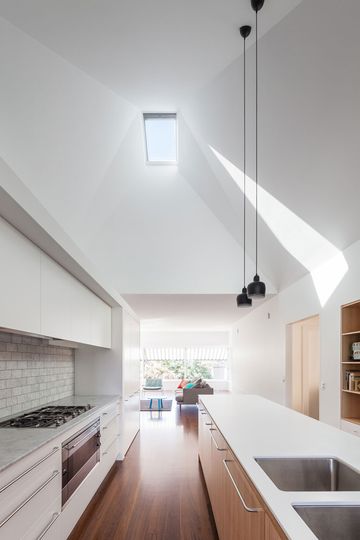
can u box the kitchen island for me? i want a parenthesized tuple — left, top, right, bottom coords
(200, 394, 360, 540)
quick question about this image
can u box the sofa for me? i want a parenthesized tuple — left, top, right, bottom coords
(175, 380, 213, 408)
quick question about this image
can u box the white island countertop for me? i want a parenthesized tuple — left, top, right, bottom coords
(200, 394, 360, 540)
(0, 394, 119, 473)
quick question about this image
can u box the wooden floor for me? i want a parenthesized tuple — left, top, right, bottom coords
(69, 405, 218, 540)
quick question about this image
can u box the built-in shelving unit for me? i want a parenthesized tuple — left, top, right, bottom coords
(341, 300, 360, 424)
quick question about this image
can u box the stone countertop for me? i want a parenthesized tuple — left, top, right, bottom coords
(0, 394, 119, 473)
(200, 394, 360, 540)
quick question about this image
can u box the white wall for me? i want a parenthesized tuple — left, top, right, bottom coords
(141, 330, 230, 348)
(231, 238, 360, 428)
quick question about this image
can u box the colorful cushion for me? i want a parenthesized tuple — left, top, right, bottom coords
(178, 379, 188, 388)
(184, 382, 195, 389)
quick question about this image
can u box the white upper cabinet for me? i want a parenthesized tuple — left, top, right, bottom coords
(40, 254, 74, 341)
(41, 253, 111, 348)
(0, 217, 41, 334)
(0, 217, 111, 347)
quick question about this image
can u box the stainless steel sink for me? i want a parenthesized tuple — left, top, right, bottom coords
(293, 504, 360, 540)
(255, 457, 360, 491)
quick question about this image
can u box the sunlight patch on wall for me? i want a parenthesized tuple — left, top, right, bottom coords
(209, 146, 348, 306)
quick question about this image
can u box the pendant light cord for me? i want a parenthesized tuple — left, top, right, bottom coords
(243, 34, 246, 289)
(255, 9, 259, 276)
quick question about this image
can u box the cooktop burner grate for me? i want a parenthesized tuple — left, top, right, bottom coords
(0, 404, 93, 428)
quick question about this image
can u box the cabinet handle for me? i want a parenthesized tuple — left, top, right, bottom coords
(205, 422, 212, 426)
(102, 438, 117, 456)
(37, 512, 59, 540)
(0, 447, 59, 494)
(223, 460, 262, 513)
(65, 427, 99, 450)
(0, 471, 59, 528)
(209, 428, 227, 451)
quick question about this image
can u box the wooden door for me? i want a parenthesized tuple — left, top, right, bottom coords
(288, 315, 320, 420)
(223, 451, 264, 540)
(302, 318, 320, 419)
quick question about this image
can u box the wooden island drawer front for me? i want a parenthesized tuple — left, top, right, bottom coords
(198, 402, 287, 540)
(223, 450, 264, 540)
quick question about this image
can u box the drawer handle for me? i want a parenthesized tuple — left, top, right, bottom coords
(102, 438, 117, 456)
(65, 427, 99, 450)
(205, 422, 212, 426)
(0, 471, 59, 528)
(0, 447, 59, 494)
(209, 428, 227, 451)
(223, 460, 262, 513)
(37, 512, 59, 540)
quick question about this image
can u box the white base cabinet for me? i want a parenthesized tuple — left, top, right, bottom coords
(341, 419, 360, 437)
(0, 401, 120, 540)
(0, 443, 61, 540)
(118, 390, 140, 459)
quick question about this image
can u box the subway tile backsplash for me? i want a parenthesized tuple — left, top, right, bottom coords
(0, 331, 74, 418)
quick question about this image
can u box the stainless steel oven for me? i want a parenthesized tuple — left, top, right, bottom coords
(62, 418, 100, 505)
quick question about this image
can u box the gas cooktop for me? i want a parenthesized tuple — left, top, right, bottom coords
(0, 404, 93, 428)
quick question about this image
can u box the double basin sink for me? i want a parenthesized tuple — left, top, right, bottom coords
(255, 457, 360, 539)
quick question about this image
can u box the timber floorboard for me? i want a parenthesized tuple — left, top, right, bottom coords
(68, 404, 218, 540)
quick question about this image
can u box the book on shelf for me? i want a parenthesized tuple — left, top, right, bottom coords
(345, 371, 360, 391)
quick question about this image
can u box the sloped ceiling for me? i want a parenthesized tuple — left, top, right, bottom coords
(0, 0, 359, 326)
(0, 0, 302, 108)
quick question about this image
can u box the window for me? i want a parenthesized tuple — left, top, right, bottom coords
(143, 113, 177, 164)
(142, 347, 228, 381)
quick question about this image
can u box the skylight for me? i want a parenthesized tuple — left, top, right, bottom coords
(143, 113, 177, 164)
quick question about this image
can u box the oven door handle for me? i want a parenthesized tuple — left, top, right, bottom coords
(64, 426, 100, 451)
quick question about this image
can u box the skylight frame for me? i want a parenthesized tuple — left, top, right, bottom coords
(143, 112, 178, 165)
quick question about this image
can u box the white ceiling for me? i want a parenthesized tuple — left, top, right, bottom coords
(0, 0, 302, 109)
(123, 294, 270, 331)
(0, 0, 359, 330)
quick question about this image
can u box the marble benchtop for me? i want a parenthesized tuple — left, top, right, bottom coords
(0, 394, 119, 473)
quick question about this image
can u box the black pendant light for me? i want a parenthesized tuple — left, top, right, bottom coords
(237, 25, 252, 308)
(248, 0, 266, 298)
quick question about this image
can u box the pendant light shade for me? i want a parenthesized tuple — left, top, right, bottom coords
(248, 0, 266, 299)
(236, 25, 252, 308)
(237, 287, 253, 308)
(247, 274, 266, 297)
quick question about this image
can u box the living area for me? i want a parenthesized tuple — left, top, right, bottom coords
(140, 329, 230, 413)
